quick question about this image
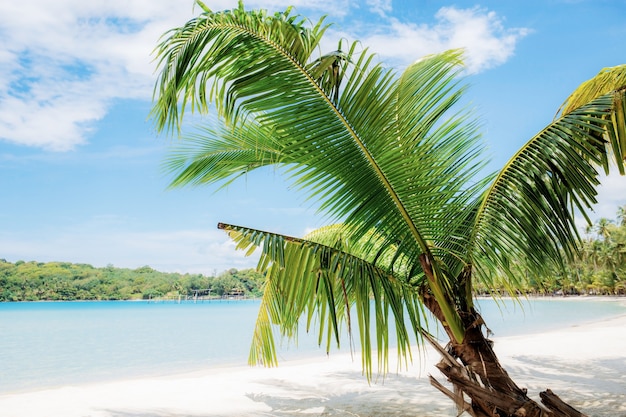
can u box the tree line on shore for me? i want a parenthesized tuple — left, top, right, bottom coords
(1, 206, 624, 302)
(562, 207, 626, 295)
(0, 261, 265, 302)
(476, 206, 626, 296)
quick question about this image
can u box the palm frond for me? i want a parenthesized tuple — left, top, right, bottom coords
(559, 65, 626, 115)
(163, 116, 283, 189)
(558, 64, 626, 172)
(218, 222, 428, 379)
(152, 1, 330, 134)
(153, 6, 489, 341)
(472, 89, 626, 289)
(154, 5, 487, 260)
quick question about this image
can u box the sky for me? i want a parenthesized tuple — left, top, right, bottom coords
(1, 0, 625, 274)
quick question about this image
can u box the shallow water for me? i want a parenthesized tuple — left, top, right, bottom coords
(0, 297, 623, 393)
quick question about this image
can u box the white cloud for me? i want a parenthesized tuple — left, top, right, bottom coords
(435, 7, 529, 73)
(0, 1, 526, 151)
(243, 0, 351, 17)
(0, 0, 198, 151)
(366, 0, 392, 16)
(352, 6, 529, 73)
(0, 88, 107, 151)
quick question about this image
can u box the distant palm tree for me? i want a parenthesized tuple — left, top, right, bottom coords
(595, 217, 614, 241)
(151, 3, 626, 416)
(617, 204, 626, 227)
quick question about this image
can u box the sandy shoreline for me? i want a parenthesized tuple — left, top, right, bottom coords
(1, 298, 625, 416)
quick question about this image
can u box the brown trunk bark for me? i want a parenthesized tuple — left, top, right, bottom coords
(418, 255, 588, 417)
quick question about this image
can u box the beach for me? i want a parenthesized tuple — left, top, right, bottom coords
(1, 298, 625, 417)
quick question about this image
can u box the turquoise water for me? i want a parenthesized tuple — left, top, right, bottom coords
(0, 297, 624, 394)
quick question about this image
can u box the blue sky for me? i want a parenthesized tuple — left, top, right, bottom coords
(0, 0, 625, 274)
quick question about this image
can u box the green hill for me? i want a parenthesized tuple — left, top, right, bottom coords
(0, 260, 265, 302)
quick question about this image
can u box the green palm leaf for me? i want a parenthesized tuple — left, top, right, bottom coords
(218, 222, 427, 379)
(163, 116, 283, 189)
(558, 65, 626, 172)
(152, 1, 330, 134)
(153, 5, 494, 341)
(472, 88, 626, 288)
(154, 5, 484, 261)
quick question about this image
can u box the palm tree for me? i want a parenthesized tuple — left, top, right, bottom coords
(617, 204, 626, 227)
(595, 217, 614, 241)
(151, 2, 626, 415)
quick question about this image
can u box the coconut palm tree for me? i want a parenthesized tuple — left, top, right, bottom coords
(595, 217, 614, 241)
(151, 2, 626, 415)
(617, 204, 626, 227)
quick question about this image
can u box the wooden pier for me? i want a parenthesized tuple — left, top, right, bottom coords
(146, 288, 248, 303)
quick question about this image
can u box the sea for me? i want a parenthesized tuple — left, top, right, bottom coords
(1, 297, 624, 394)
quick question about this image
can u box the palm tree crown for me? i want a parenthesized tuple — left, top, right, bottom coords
(152, 1, 626, 377)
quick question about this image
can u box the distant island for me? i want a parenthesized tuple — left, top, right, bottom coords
(0, 260, 264, 302)
(1, 209, 624, 302)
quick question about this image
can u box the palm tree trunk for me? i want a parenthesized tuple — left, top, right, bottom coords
(419, 256, 588, 416)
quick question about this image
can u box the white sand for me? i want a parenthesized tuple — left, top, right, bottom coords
(1, 298, 625, 417)
(494, 299, 626, 416)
